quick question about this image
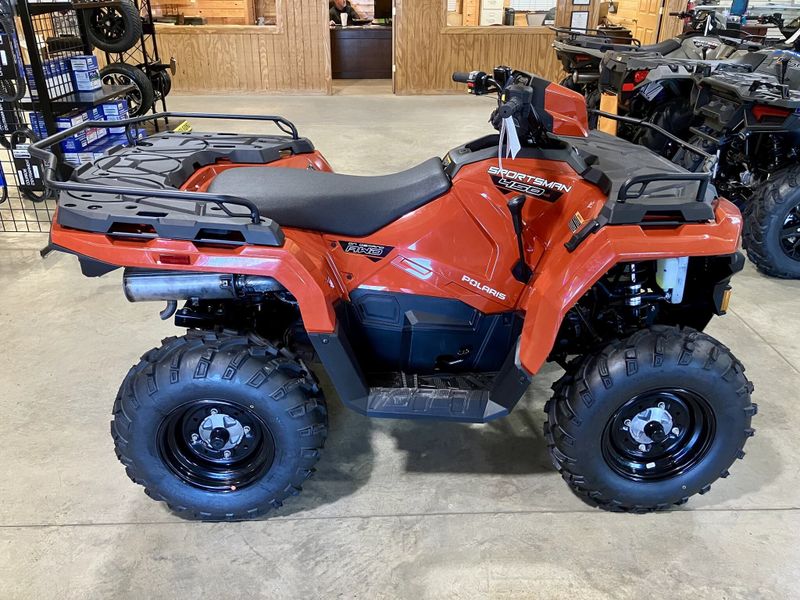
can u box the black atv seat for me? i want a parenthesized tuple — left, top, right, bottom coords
(207, 158, 452, 236)
(637, 38, 681, 54)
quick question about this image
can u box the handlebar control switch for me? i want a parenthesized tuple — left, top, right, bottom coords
(452, 70, 494, 95)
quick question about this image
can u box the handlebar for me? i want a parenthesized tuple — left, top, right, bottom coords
(452, 71, 470, 84)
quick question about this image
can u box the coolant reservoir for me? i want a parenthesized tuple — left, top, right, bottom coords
(656, 257, 689, 304)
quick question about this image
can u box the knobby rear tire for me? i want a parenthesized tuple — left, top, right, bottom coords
(112, 331, 327, 521)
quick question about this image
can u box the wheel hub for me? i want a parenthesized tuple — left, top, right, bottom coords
(627, 405, 674, 445)
(198, 411, 244, 451)
(158, 400, 275, 491)
(603, 389, 716, 481)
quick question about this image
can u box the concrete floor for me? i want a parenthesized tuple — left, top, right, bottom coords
(1, 91, 799, 599)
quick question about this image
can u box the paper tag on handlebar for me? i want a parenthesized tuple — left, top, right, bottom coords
(503, 116, 521, 159)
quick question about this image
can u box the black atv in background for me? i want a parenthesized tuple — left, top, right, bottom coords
(551, 24, 638, 114)
(554, 8, 756, 127)
(674, 57, 800, 278)
(597, 10, 764, 156)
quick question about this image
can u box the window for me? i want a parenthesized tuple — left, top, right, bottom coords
(446, 0, 556, 27)
(150, 0, 278, 26)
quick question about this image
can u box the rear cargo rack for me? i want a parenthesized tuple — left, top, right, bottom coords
(550, 26, 642, 46)
(29, 112, 311, 247)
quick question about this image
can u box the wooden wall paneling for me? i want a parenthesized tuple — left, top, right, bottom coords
(394, 0, 562, 94)
(153, 0, 330, 94)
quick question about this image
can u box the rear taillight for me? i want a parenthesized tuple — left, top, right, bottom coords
(159, 254, 192, 265)
(752, 104, 793, 121)
(622, 69, 649, 92)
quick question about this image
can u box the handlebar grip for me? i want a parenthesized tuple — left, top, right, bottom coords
(452, 71, 470, 83)
(668, 11, 683, 16)
(497, 97, 521, 119)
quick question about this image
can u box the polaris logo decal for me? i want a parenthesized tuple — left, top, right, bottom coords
(339, 241, 394, 262)
(487, 166, 572, 202)
(462, 275, 507, 300)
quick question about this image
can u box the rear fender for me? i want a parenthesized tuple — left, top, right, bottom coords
(516, 199, 743, 374)
(49, 223, 343, 332)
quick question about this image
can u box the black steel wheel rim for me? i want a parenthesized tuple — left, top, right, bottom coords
(158, 399, 275, 492)
(780, 203, 800, 262)
(89, 7, 126, 42)
(602, 388, 716, 481)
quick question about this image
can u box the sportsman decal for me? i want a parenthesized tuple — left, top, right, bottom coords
(487, 166, 572, 202)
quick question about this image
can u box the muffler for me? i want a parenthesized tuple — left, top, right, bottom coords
(123, 268, 285, 302)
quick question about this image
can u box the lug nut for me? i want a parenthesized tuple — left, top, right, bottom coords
(243, 426, 251, 434)
(191, 433, 199, 443)
(223, 450, 231, 458)
(672, 427, 680, 435)
(210, 408, 218, 415)
(638, 444, 648, 452)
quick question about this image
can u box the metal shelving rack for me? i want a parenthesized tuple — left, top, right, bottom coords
(104, 0, 170, 130)
(0, 1, 136, 232)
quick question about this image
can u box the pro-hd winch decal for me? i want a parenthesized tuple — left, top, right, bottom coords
(487, 166, 572, 201)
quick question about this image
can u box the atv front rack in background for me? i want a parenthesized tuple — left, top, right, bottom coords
(29, 112, 311, 247)
(565, 110, 716, 252)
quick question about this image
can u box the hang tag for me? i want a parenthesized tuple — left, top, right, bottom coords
(503, 116, 521, 159)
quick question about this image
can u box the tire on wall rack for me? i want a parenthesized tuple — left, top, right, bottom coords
(151, 68, 172, 99)
(100, 62, 154, 116)
(743, 165, 800, 279)
(112, 331, 328, 520)
(80, 0, 142, 53)
(545, 326, 756, 512)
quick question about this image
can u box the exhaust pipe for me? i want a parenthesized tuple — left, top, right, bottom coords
(573, 72, 600, 84)
(123, 268, 285, 302)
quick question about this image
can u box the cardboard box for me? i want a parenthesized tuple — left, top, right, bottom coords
(101, 99, 130, 133)
(69, 55, 100, 72)
(72, 68, 102, 92)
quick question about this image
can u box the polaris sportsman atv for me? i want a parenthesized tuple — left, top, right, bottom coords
(597, 13, 765, 155)
(34, 67, 757, 520)
(673, 57, 800, 278)
(551, 24, 639, 106)
(554, 8, 757, 125)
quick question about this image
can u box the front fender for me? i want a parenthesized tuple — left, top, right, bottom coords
(517, 199, 743, 374)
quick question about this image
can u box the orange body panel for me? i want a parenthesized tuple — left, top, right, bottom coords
(545, 85, 590, 137)
(51, 145, 742, 375)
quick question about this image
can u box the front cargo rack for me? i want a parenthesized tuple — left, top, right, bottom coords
(564, 110, 717, 252)
(29, 112, 313, 247)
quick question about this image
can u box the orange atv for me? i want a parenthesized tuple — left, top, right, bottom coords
(33, 66, 757, 520)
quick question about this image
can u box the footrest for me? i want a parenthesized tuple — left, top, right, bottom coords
(366, 387, 506, 422)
